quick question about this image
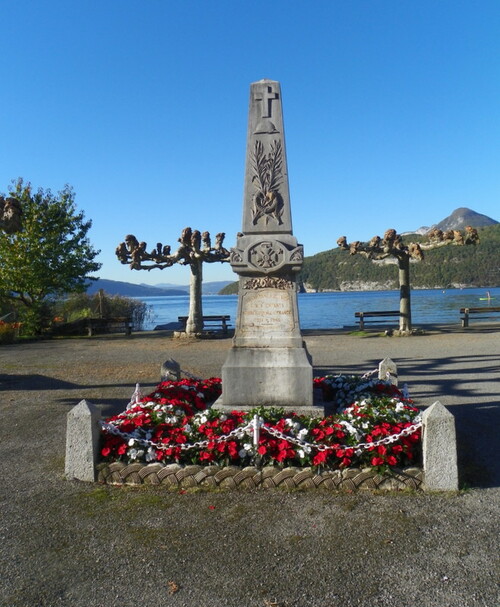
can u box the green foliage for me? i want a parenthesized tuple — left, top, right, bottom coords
(300, 225, 500, 291)
(0, 179, 101, 333)
(219, 281, 238, 295)
(55, 291, 153, 330)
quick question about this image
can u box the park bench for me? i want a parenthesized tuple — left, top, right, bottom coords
(52, 316, 133, 337)
(178, 315, 231, 334)
(355, 310, 401, 330)
(460, 307, 500, 328)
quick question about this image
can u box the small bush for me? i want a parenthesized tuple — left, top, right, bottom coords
(55, 291, 153, 330)
(0, 321, 21, 344)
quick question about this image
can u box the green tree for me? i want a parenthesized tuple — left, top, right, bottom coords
(0, 179, 101, 334)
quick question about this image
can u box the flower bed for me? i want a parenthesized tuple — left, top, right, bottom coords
(99, 372, 422, 489)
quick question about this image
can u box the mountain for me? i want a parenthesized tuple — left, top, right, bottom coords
(86, 279, 188, 297)
(411, 207, 498, 235)
(434, 207, 498, 231)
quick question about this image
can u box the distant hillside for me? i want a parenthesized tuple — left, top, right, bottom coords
(300, 223, 500, 291)
(86, 279, 187, 297)
(87, 278, 234, 297)
(410, 207, 498, 235)
(153, 281, 233, 295)
(220, 281, 239, 295)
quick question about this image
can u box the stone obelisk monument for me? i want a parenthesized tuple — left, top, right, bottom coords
(217, 79, 314, 412)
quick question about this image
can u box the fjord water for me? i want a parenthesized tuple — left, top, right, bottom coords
(139, 287, 500, 331)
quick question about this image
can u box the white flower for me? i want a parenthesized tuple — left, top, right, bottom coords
(220, 414, 227, 421)
(128, 438, 136, 447)
(243, 443, 253, 451)
(297, 428, 308, 440)
(145, 447, 156, 462)
(297, 449, 305, 459)
(238, 448, 248, 458)
(285, 418, 294, 427)
(339, 420, 361, 440)
(129, 448, 138, 459)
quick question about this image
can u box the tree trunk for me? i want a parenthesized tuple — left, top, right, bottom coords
(398, 257, 412, 333)
(185, 258, 203, 335)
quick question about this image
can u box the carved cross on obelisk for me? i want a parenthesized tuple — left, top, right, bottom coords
(215, 79, 315, 413)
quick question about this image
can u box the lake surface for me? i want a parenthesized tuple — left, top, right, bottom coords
(138, 287, 500, 331)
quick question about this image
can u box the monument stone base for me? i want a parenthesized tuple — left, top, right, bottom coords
(213, 346, 321, 416)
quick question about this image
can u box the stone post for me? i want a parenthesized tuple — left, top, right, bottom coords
(216, 80, 314, 413)
(422, 401, 459, 491)
(65, 399, 102, 482)
(378, 357, 398, 385)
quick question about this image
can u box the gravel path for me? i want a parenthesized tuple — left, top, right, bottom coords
(1, 327, 499, 607)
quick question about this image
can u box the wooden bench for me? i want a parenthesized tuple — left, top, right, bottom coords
(178, 315, 231, 334)
(52, 316, 133, 337)
(460, 307, 500, 327)
(355, 310, 401, 330)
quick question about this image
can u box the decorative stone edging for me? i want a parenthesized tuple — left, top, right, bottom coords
(97, 462, 423, 491)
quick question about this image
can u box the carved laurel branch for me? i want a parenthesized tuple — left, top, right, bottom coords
(250, 139, 284, 225)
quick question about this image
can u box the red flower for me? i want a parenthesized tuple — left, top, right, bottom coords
(311, 428, 325, 441)
(371, 456, 385, 467)
(199, 451, 215, 462)
(312, 450, 328, 465)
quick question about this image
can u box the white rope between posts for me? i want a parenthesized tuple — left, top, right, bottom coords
(100, 415, 422, 455)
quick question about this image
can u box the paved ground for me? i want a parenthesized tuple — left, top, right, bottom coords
(1, 326, 499, 606)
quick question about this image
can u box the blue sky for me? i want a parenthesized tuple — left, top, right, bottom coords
(2, 0, 499, 285)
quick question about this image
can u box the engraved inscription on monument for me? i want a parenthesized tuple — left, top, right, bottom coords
(239, 290, 296, 334)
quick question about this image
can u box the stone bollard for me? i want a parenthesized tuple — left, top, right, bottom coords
(65, 399, 102, 482)
(422, 401, 459, 491)
(161, 357, 181, 382)
(378, 357, 398, 385)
